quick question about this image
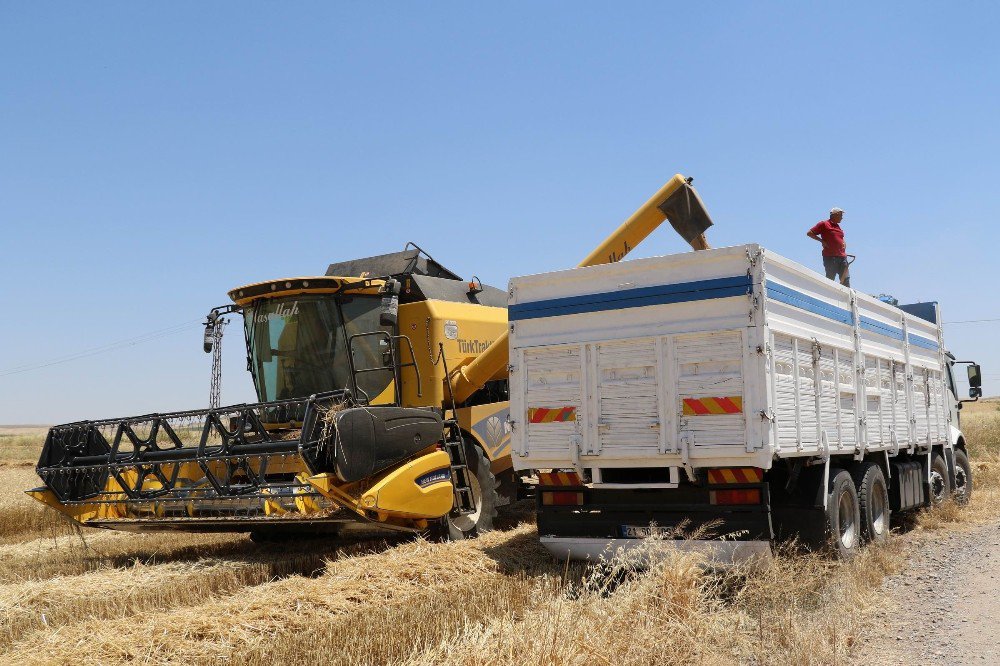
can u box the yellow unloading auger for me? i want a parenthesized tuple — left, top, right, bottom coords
(448, 173, 712, 404)
(28, 174, 713, 538)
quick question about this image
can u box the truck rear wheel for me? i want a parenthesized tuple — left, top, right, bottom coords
(824, 469, 861, 559)
(852, 462, 890, 544)
(930, 452, 950, 505)
(952, 448, 972, 505)
(445, 441, 498, 540)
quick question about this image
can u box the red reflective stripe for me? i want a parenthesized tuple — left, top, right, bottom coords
(684, 398, 710, 415)
(538, 471, 581, 487)
(708, 468, 763, 484)
(715, 397, 742, 414)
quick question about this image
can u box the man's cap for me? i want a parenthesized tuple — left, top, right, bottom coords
(830, 207, 844, 214)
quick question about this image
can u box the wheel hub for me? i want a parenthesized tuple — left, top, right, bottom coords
(839, 489, 857, 550)
(871, 483, 888, 535)
(953, 467, 969, 500)
(930, 470, 947, 504)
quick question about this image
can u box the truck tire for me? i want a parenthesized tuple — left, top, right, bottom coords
(445, 441, 499, 540)
(952, 448, 972, 505)
(824, 469, 861, 559)
(930, 452, 950, 505)
(852, 462, 890, 544)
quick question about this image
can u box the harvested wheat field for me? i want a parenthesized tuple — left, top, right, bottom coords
(1, 403, 998, 666)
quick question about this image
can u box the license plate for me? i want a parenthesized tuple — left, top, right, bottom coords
(621, 525, 673, 538)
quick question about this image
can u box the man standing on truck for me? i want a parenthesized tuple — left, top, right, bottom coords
(807, 207, 850, 286)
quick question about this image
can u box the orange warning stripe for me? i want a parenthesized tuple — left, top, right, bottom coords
(682, 396, 743, 416)
(538, 471, 582, 486)
(707, 468, 763, 484)
(528, 406, 577, 423)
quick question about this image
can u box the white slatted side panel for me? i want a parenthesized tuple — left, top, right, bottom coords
(836, 348, 857, 449)
(864, 356, 883, 446)
(913, 370, 930, 442)
(524, 346, 582, 456)
(773, 335, 799, 449)
(930, 371, 947, 441)
(675, 330, 745, 448)
(879, 359, 894, 445)
(796, 338, 819, 449)
(894, 364, 910, 447)
(818, 347, 840, 447)
(596, 339, 660, 454)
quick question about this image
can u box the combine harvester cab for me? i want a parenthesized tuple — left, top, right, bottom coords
(509, 244, 982, 562)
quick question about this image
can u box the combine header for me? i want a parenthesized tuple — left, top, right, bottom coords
(29, 174, 714, 540)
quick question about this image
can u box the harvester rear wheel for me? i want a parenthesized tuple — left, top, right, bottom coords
(446, 440, 499, 540)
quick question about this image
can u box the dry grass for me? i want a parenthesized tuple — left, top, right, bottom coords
(0, 467, 75, 544)
(0, 427, 46, 467)
(0, 405, 995, 665)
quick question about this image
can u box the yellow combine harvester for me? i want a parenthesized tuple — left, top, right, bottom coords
(29, 175, 713, 540)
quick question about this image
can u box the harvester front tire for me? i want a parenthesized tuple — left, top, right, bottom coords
(446, 440, 499, 540)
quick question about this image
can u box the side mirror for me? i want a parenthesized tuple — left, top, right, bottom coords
(379, 279, 400, 327)
(968, 363, 982, 389)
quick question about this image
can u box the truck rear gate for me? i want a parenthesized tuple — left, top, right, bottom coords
(509, 245, 962, 559)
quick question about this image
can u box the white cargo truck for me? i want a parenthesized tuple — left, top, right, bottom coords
(508, 245, 983, 560)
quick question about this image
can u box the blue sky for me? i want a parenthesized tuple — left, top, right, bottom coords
(2, 2, 998, 424)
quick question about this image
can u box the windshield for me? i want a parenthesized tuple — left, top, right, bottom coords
(244, 294, 393, 403)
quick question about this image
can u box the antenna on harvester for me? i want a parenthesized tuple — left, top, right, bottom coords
(204, 311, 229, 409)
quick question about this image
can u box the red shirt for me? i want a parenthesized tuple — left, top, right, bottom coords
(809, 219, 846, 257)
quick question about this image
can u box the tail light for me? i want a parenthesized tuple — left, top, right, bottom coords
(710, 489, 762, 505)
(541, 491, 584, 506)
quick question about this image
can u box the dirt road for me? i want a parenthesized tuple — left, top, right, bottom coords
(869, 521, 1000, 664)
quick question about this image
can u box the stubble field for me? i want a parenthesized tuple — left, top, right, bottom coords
(0, 401, 997, 665)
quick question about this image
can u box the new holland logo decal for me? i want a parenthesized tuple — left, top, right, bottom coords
(415, 468, 451, 488)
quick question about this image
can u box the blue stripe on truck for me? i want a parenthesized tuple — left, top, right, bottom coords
(859, 316, 905, 341)
(908, 333, 939, 351)
(765, 281, 939, 350)
(764, 281, 854, 325)
(508, 275, 752, 321)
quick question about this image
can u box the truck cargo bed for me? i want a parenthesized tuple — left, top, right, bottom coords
(509, 244, 951, 474)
